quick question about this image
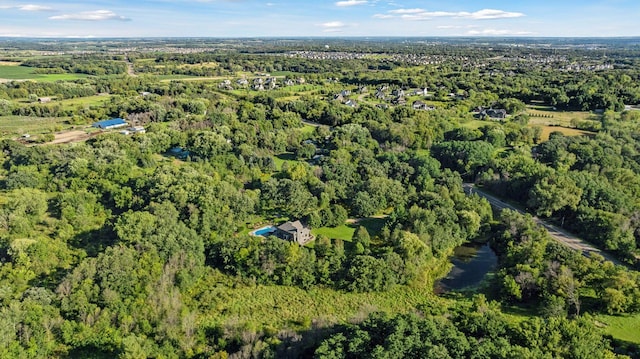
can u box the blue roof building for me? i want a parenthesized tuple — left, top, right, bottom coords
(93, 118, 127, 129)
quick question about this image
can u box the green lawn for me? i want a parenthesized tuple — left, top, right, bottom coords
(596, 313, 640, 344)
(312, 217, 388, 242)
(0, 65, 89, 82)
(312, 224, 356, 241)
(273, 152, 299, 170)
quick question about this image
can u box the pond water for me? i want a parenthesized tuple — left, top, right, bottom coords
(435, 243, 498, 293)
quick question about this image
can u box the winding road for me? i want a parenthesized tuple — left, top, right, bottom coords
(463, 183, 624, 266)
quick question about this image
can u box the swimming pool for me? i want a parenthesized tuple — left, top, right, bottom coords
(251, 225, 276, 237)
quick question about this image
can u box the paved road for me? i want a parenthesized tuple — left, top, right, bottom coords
(463, 183, 624, 266)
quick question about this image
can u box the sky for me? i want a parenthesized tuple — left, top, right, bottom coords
(0, 0, 638, 38)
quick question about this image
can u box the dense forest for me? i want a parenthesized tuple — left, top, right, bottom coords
(1, 38, 640, 358)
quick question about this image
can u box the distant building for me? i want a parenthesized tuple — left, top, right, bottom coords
(37, 97, 51, 103)
(274, 220, 314, 245)
(92, 118, 128, 130)
(474, 107, 507, 119)
(128, 126, 146, 134)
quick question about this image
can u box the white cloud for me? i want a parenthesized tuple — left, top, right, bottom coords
(374, 8, 524, 21)
(389, 8, 426, 14)
(49, 10, 131, 21)
(467, 29, 534, 36)
(0, 4, 54, 12)
(336, 0, 367, 7)
(19, 4, 54, 11)
(321, 21, 347, 32)
(468, 9, 524, 20)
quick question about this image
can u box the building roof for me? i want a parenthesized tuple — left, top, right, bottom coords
(277, 220, 305, 233)
(93, 118, 127, 128)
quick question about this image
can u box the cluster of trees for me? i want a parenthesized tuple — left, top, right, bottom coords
(22, 56, 126, 76)
(1, 40, 640, 357)
(481, 120, 640, 261)
(493, 210, 640, 316)
(313, 296, 621, 358)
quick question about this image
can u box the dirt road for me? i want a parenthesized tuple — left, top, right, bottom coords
(464, 183, 625, 266)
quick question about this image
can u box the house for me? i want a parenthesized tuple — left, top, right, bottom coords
(297, 77, 306, 84)
(374, 90, 386, 100)
(391, 89, 404, 97)
(474, 108, 507, 119)
(128, 126, 146, 134)
(237, 78, 249, 86)
(92, 118, 127, 130)
(392, 96, 406, 105)
(218, 80, 233, 90)
(333, 94, 345, 102)
(345, 99, 357, 108)
(485, 109, 507, 119)
(274, 220, 314, 245)
(284, 79, 295, 86)
(340, 89, 351, 97)
(265, 77, 277, 89)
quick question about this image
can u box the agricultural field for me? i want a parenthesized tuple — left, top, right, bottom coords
(0, 64, 89, 82)
(0, 115, 70, 136)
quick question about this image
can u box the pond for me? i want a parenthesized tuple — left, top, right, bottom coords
(435, 242, 498, 293)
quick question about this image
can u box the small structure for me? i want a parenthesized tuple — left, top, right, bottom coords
(274, 220, 314, 245)
(128, 126, 146, 134)
(92, 118, 127, 130)
(37, 97, 51, 103)
(345, 99, 357, 108)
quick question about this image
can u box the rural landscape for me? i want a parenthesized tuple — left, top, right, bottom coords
(1, 35, 640, 358)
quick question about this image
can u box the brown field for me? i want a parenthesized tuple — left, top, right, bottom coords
(49, 130, 94, 144)
(527, 105, 597, 127)
(536, 125, 594, 141)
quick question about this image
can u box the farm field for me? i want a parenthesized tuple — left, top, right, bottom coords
(0, 115, 69, 136)
(0, 65, 89, 82)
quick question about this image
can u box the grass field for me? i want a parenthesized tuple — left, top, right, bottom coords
(527, 105, 597, 127)
(273, 152, 299, 170)
(538, 125, 594, 141)
(0, 115, 70, 136)
(0, 65, 89, 82)
(312, 224, 356, 241)
(197, 263, 449, 331)
(596, 313, 640, 344)
(57, 95, 112, 109)
(312, 217, 387, 242)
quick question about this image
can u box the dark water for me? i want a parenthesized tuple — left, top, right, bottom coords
(435, 243, 497, 293)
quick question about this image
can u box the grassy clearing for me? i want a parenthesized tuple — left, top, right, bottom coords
(527, 105, 597, 127)
(57, 95, 112, 109)
(312, 224, 356, 241)
(312, 217, 387, 242)
(596, 313, 640, 344)
(460, 119, 491, 130)
(273, 152, 299, 170)
(196, 269, 446, 331)
(537, 125, 594, 141)
(156, 74, 214, 81)
(0, 116, 69, 136)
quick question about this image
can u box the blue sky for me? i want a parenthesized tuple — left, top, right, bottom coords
(0, 0, 638, 38)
